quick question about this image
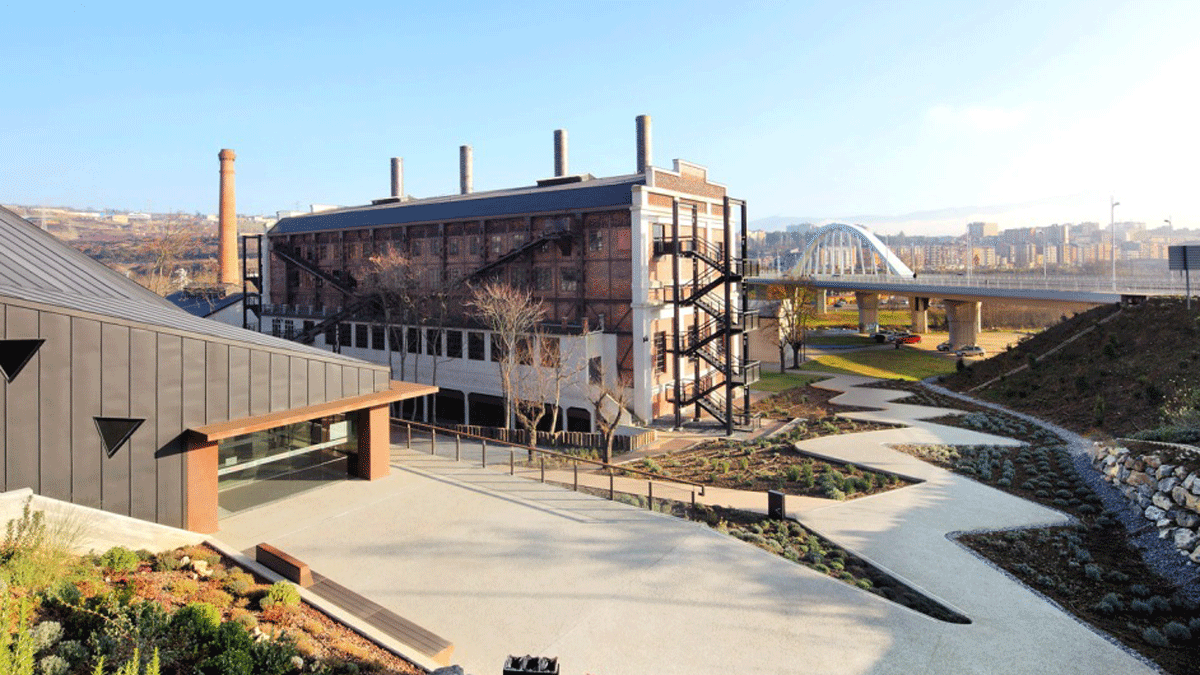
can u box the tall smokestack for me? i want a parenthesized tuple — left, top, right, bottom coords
(390, 157, 403, 198)
(460, 145, 473, 194)
(636, 114, 652, 173)
(554, 129, 568, 177)
(217, 148, 237, 286)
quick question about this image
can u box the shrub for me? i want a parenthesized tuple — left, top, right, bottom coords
(168, 578, 200, 598)
(29, 621, 63, 653)
(229, 609, 257, 631)
(1141, 627, 1168, 647)
(1162, 621, 1191, 643)
(99, 546, 141, 574)
(153, 551, 185, 573)
(196, 588, 234, 611)
(223, 571, 255, 597)
(265, 581, 301, 609)
(38, 654, 69, 675)
(785, 465, 801, 482)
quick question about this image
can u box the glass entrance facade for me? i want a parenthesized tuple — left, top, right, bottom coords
(217, 414, 358, 515)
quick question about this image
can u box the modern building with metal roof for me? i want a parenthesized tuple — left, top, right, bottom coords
(0, 206, 433, 533)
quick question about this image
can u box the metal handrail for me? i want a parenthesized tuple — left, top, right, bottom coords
(751, 271, 1192, 294)
(391, 418, 707, 495)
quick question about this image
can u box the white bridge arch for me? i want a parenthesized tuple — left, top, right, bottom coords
(795, 223, 914, 277)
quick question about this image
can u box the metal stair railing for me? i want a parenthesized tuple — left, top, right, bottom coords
(291, 297, 370, 345)
(272, 244, 357, 296)
(462, 229, 572, 285)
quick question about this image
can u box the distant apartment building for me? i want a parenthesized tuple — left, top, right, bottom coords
(967, 221, 998, 239)
(256, 118, 759, 434)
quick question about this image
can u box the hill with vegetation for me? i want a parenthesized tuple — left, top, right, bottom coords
(941, 298, 1200, 440)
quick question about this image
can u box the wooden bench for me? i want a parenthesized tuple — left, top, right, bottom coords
(252, 543, 454, 666)
(255, 543, 313, 587)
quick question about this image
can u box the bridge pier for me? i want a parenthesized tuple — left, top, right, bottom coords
(815, 288, 827, 313)
(910, 297, 930, 333)
(855, 292, 879, 332)
(945, 300, 981, 349)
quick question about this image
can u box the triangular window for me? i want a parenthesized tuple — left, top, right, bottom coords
(94, 417, 144, 459)
(0, 339, 44, 382)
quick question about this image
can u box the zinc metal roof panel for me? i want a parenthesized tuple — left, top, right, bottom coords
(271, 176, 642, 235)
(0, 284, 381, 369)
(0, 206, 175, 306)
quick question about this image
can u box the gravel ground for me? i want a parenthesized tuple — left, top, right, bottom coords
(922, 378, 1200, 601)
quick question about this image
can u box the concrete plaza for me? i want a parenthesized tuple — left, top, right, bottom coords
(216, 375, 1155, 675)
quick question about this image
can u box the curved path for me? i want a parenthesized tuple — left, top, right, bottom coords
(217, 375, 1157, 675)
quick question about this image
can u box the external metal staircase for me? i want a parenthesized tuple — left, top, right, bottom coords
(659, 196, 761, 434)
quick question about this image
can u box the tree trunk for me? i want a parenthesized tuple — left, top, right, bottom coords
(779, 343, 787, 373)
(792, 344, 801, 369)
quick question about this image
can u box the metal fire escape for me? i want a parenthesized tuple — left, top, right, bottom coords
(270, 242, 364, 346)
(269, 223, 574, 347)
(241, 235, 262, 331)
(662, 196, 761, 435)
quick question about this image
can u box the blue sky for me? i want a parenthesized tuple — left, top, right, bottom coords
(3, 0, 1197, 234)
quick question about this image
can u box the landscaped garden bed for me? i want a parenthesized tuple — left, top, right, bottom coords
(750, 383, 880, 420)
(563, 486, 969, 624)
(629, 421, 911, 499)
(889, 405, 1200, 674)
(0, 502, 423, 675)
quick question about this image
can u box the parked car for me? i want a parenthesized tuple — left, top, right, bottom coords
(955, 345, 986, 357)
(833, 299, 846, 308)
(894, 333, 921, 344)
(936, 341, 952, 352)
(872, 330, 896, 343)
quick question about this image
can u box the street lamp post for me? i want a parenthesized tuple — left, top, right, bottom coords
(1165, 217, 1172, 246)
(1041, 229, 1048, 279)
(1110, 197, 1120, 290)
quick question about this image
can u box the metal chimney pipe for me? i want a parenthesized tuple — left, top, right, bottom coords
(554, 129, 568, 177)
(217, 148, 237, 285)
(460, 145, 473, 194)
(390, 157, 403, 198)
(636, 114, 652, 173)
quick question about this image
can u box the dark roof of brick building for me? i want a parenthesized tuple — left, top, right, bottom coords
(270, 174, 644, 235)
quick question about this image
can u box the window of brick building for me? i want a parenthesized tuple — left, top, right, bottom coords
(355, 324, 368, 349)
(426, 328, 441, 356)
(447, 330, 463, 358)
(589, 356, 602, 384)
(516, 336, 533, 365)
(338, 323, 351, 347)
(534, 268, 551, 291)
(589, 230, 604, 252)
(406, 327, 420, 354)
(371, 325, 385, 351)
(325, 324, 336, 345)
(561, 269, 580, 293)
(490, 334, 504, 362)
(654, 331, 667, 373)
(389, 327, 402, 352)
(540, 337, 560, 368)
(468, 331, 485, 360)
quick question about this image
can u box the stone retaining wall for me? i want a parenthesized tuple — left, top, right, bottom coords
(1092, 445, 1200, 563)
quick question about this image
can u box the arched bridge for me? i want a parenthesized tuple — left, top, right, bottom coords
(796, 223, 914, 277)
(751, 222, 1190, 351)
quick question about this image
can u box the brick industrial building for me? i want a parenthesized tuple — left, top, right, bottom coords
(254, 116, 760, 434)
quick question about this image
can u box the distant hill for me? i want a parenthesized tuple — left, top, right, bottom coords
(941, 298, 1200, 438)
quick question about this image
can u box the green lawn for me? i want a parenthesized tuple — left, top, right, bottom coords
(811, 309, 914, 329)
(748, 370, 827, 392)
(799, 349, 956, 381)
(805, 334, 875, 346)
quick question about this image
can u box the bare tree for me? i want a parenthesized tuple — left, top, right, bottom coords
(768, 276, 820, 369)
(136, 218, 205, 296)
(588, 357, 632, 463)
(468, 281, 545, 430)
(541, 334, 586, 445)
(363, 247, 418, 381)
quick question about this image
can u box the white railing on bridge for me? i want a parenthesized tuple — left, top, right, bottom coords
(751, 271, 1191, 295)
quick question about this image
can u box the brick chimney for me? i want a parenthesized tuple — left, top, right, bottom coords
(390, 157, 403, 198)
(636, 114, 652, 174)
(460, 145, 473, 194)
(217, 149, 237, 286)
(554, 129, 568, 177)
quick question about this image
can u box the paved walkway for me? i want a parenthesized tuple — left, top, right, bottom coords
(217, 376, 1156, 675)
